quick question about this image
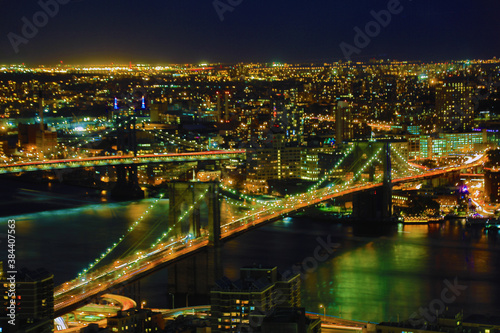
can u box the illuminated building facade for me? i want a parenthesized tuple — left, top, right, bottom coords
(281, 104, 305, 145)
(301, 148, 321, 181)
(485, 170, 500, 203)
(1, 267, 54, 333)
(0, 140, 7, 156)
(436, 78, 474, 131)
(210, 266, 301, 333)
(484, 149, 500, 203)
(335, 101, 353, 144)
(408, 132, 486, 159)
(18, 124, 58, 154)
(246, 132, 302, 193)
(246, 142, 332, 193)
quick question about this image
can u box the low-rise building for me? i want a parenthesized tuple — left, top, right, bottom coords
(260, 307, 321, 333)
(106, 308, 164, 333)
(210, 266, 300, 333)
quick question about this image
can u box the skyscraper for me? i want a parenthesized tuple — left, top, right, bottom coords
(435, 78, 474, 131)
(336, 100, 353, 144)
(224, 91, 230, 121)
(217, 92, 222, 122)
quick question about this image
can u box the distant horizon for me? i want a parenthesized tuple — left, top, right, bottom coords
(1, 57, 499, 68)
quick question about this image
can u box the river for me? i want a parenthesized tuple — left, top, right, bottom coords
(1, 179, 499, 323)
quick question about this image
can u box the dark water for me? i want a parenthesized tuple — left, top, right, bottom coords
(1, 180, 500, 323)
(219, 219, 500, 322)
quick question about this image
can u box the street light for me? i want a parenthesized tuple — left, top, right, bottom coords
(141, 301, 146, 309)
(319, 304, 326, 322)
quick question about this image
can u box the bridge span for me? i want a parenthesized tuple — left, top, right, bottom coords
(53, 154, 484, 317)
(0, 150, 245, 175)
(52, 144, 486, 317)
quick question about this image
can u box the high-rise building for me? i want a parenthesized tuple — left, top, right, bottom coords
(217, 92, 222, 122)
(485, 169, 500, 203)
(336, 101, 353, 144)
(210, 266, 301, 333)
(0, 267, 54, 333)
(435, 78, 474, 131)
(225, 91, 230, 121)
(301, 148, 321, 181)
(246, 131, 302, 193)
(149, 102, 168, 123)
(283, 105, 305, 145)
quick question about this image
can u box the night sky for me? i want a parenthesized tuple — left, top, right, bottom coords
(1, 0, 499, 65)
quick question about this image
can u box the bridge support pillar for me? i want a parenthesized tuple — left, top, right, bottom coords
(111, 165, 144, 200)
(351, 142, 394, 235)
(208, 183, 221, 247)
(167, 181, 221, 245)
(189, 186, 201, 237)
(167, 183, 182, 236)
(382, 142, 393, 220)
(166, 247, 222, 308)
(165, 182, 222, 307)
(111, 115, 143, 200)
(190, 207, 201, 238)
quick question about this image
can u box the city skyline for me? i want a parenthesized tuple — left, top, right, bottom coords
(1, 0, 500, 64)
(1, 57, 499, 66)
(2, 14, 500, 330)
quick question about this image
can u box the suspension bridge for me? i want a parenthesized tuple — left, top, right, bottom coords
(51, 141, 486, 317)
(0, 150, 244, 175)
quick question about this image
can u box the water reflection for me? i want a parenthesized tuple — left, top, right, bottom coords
(2, 198, 169, 284)
(2, 199, 500, 322)
(306, 227, 428, 322)
(298, 220, 500, 322)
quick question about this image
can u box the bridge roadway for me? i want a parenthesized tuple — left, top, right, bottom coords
(0, 150, 245, 175)
(53, 157, 484, 318)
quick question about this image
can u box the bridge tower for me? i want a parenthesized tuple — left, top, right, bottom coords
(111, 115, 144, 199)
(166, 181, 223, 307)
(351, 141, 393, 234)
(167, 181, 221, 246)
(382, 142, 393, 220)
